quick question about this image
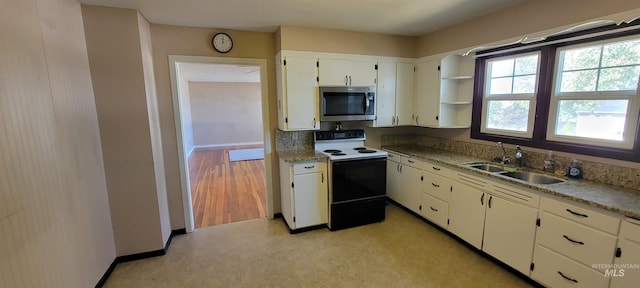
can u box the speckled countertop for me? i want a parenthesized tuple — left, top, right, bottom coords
(277, 149, 328, 163)
(383, 145, 640, 220)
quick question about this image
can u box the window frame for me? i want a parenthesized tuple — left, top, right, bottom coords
(471, 28, 640, 162)
(480, 52, 541, 138)
(547, 36, 640, 149)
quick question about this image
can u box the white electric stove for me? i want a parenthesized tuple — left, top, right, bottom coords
(314, 130, 388, 161)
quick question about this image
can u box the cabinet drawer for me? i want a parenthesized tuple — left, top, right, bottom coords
(423, 172, 451, 202)
(621, 218, 640, 242)
(401, 157, 422, 169)
(424, 162, 451, 178)
(538, 212, 617, 269)
(541, 197, 620, 234)
(293, 161, 325, 174)
(420, 193, 448, 228)
(386, 152, 402, 161)
(532, 245, 610, 288)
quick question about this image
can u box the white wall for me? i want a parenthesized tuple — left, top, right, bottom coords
(189, 81, 264, 147)
(178, 69, 195, 155)
(0, 0, 115, 286)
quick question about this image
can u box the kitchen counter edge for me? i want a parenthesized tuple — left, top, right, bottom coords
(277, 149, 328, 163)
(383, 145, 640, 220)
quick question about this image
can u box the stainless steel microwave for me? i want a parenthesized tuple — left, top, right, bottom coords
(319, 86, 376, 121)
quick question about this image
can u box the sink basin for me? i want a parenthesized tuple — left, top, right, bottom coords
(468, 164, 505, 173)
(499, 171, 565, 184)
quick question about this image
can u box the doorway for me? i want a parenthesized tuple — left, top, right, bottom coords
(169, 56, 273, 233)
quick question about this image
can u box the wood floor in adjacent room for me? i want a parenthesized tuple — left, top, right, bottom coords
(188, 145, 266, 228)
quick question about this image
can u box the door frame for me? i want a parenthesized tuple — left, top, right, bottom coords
(168, 55, 273, 233)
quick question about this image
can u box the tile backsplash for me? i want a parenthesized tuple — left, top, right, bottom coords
(382, 134, 640, 191)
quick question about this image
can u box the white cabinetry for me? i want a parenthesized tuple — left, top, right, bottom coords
(276, 53, 319, 131)
(386, 152, 422, 213)
(395, 62, 416, 126)
(611, 219, 640, 287)
(414, 58, 440, 127)
(370, 61, 415, 127)
(279, 159, 328, 231)
(450, 171, 540, 275)
(414, 54, 474, 128)
(531, 197, 621, 288)
(318, 58, 377, 86)
(420, 163, 451, 228)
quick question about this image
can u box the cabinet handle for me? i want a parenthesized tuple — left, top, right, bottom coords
(321, 173, 324, 183)
(557, 271, 578, 283)
(407, 159, 414, 163)
(415, 116, 419, 125)
(304, 166, 315, 169)
(488, 196, 493, 208)
(566, 209, 588, 218)
(432, 166, 441, 171)
(345, 75, 349, 86)
(313, 118, 317, 128)
(431, 183, 440, 188)
(400, 165, 403, 173)
(480, 193, 485, 205)
(616, 247, 622, 258)
(430, 206, 438, 212)
(562, 235, 584, 245)
(349, 75, 352, 86)
(397, 163, 400, 172)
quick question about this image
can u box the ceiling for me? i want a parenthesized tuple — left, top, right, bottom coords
(77, 0, 527, 36)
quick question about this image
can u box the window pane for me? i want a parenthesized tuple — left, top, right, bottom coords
(514, 55, 538, 75)
(489, 77, 513, 95)
(486, 100, 530, 132)
(513, 75, 536, 94)
(560, 70, 597, 92)
(598, 66, 640, 91)
(490, 59, 514, 77)
(555, 100, 628, 141)
(561, 46, 601, 70)
(602, 39, 640, 67)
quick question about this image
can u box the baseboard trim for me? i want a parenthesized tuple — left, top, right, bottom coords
(95, 228, 187, 287)
(193, 142, 264, 150)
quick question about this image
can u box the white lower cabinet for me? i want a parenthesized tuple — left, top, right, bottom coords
(386, 153, 422, 213)
(610, 219, 640, 288)
(483, 195, 538, 276)
(532, 197, 621, 288)
(533, 245, 611, 288)
(279, 159, 328, 231)
(420, 193, 449, 228)
(449, 180, 487, 249)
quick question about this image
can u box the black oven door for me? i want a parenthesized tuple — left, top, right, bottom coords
(331, 157, 386, 203)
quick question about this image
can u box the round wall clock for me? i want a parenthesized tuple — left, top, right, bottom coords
(212, 32, 233, 53)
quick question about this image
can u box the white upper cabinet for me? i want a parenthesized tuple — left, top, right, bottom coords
(276, 53, 319, 131)
(395, 62, 415, 126)
(318, 58, 377, 86)
(375, 61, 397, 127)
(414, 54, 474, 128)
(414, 58, 440, 127)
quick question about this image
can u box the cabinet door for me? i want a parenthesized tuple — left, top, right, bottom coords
(414, 60, 440, 127)
(396, 62, 415, 125)
(399, 164, 422, 213)
(318, 58, 348, 86)
(349, 60, 377, 86)
(386, 160, 402, 203)
(283, 56, 319, 130)
(610, 239, 640, 287)
(375, 62, 396, 127)
(449, 181, 486, 249)
(483, 195, 538, 276)
(293, 171, 328, 229)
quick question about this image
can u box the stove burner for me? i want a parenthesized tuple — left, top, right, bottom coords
(332, 153, 347, 156)
(358, 150, 377, 154)
(324, 149, 342, 153)
(353, 147, 367, 151)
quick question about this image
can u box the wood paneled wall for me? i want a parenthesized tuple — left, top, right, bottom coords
(0, 0, 115, 287)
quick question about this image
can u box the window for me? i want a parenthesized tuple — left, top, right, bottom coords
(481, 53, 540, 138)
(471, 27, 640, 162)
(548, 37, 640, 148)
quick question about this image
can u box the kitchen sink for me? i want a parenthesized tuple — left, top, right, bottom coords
(499, 171, 565, 184)
(467, 163, 506, 173)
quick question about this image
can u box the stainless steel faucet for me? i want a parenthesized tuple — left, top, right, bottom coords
(497, 142, 510, 164)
